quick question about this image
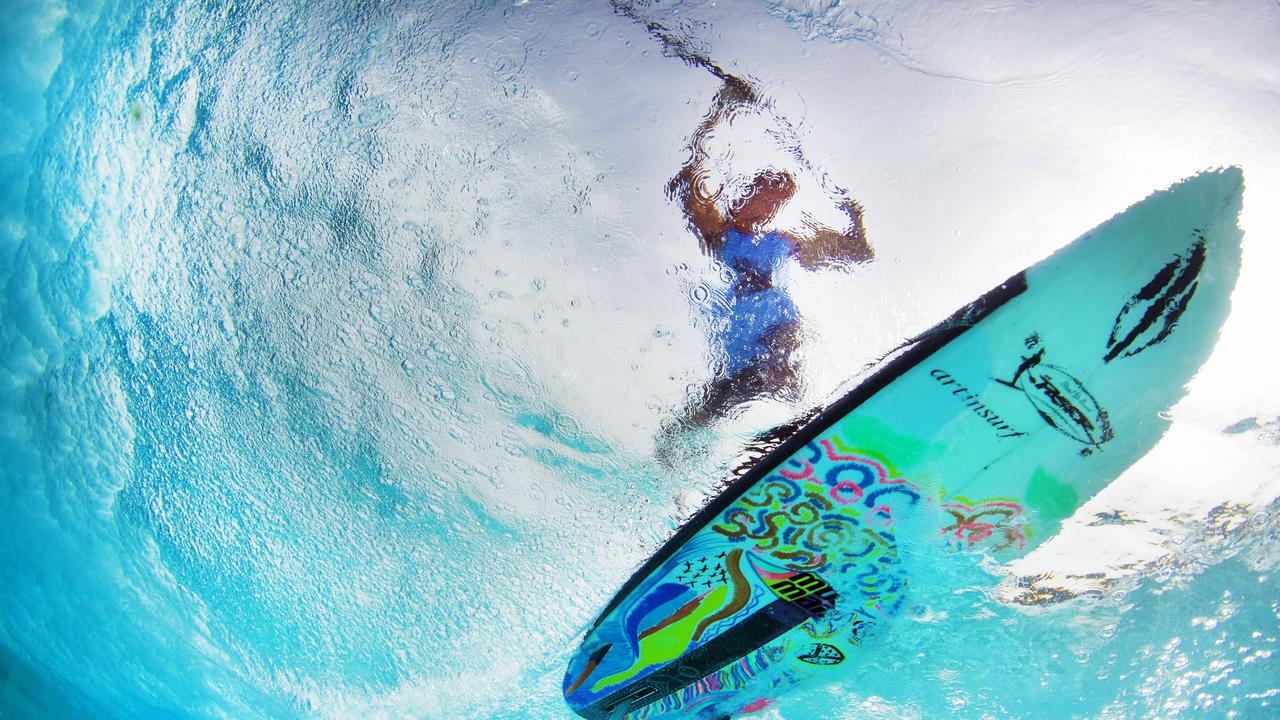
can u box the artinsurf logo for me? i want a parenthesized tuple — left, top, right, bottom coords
(929, 369, 1026, 439)
(1105, 234, 1206, 363)
(997, 335, 1113, 453)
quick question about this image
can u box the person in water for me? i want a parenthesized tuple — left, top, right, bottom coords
(608, 0, 874, 435)
(666, 84, 874, 431)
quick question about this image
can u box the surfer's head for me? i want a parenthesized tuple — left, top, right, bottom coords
(730, 169, 796, 232)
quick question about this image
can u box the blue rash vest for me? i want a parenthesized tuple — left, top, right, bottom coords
(711, 227, 799, 376)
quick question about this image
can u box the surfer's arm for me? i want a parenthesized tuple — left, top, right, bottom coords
(610, 0, 757, 105)
(792, 200, 873, 270)
(670, 164, 729, 252)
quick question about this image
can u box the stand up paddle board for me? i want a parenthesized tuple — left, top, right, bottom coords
(564, 168, 1244, 720)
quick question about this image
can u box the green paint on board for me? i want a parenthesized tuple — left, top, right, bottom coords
(1025, 467, 1078, 522)
(831, 415, 930, 469)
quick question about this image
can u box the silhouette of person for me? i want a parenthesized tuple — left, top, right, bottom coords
(609, 1, 873, 439)
(666, 83, 873, 431)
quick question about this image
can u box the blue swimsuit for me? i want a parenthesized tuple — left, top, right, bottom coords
(712, 228, 799, 376)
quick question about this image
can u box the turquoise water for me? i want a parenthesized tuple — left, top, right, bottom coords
(2, 1, 1278, 718)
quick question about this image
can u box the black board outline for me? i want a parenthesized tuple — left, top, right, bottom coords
(570, 270, 1029, 718)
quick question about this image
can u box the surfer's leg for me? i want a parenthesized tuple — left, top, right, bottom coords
(670, 320, 804, 429)
(679, 364, 780, 428)
(653, 370, 767, 467)
(655, 320, 805, 466)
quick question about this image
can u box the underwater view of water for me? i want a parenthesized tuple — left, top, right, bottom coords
(2, 0, 1279, 718)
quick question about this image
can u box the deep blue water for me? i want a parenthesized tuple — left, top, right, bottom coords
(3, 1, 1279, 718)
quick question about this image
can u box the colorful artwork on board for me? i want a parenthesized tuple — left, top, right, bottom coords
(564, 431, 921, 713)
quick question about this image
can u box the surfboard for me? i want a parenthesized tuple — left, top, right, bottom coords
(563, 168, 1244, 720)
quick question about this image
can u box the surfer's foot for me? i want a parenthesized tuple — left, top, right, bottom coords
(723, 406, 820, 484)
(748, 405, 819, 448)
